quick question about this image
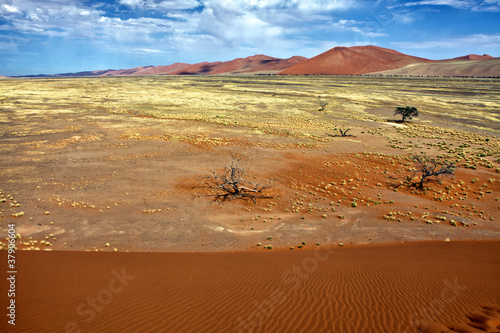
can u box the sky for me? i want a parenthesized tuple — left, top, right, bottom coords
(0, 0, 499, 76)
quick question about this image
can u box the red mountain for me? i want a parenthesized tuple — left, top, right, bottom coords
(169, 55, 307, 75)
(279, 45, 433, 75)
(443, 54, 494, 61)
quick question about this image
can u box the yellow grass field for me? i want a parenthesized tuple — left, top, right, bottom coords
(0, 76, 499, 252)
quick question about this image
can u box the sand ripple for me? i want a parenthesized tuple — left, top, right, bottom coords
(1, 241, 499, 333)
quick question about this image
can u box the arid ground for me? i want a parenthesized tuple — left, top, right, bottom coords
(0, 76, 499, 333)
(1, 76, 498, 252)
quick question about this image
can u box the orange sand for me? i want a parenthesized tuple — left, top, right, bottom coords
(1, 241, 499, 332)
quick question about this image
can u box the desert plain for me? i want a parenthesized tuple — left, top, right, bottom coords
(0, 75, 499, 332)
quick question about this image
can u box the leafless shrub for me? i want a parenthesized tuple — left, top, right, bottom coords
(409, 154, 456, 189)
(327, 128, 352, 138)
(195, 156, 275, 204)
(318, 97, 329, 111)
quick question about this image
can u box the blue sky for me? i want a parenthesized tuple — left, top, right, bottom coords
(0, 0, 499, 76)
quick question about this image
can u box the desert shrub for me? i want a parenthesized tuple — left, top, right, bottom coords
(317, 96, 329, 111)
(409, 154, 456, 189)
(196, 155, 275, 204)
(327, 128, 352, 137)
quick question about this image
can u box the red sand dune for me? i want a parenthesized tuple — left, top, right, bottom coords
(1, 241, 499, 333)
(102, 63, 192, 76)
(369, 58, 500, 77)
(169, 55, 307, 75)
(80, 51, 496, 77)
(15, 46, 497, 78)
(21, 55, 305, 77)
(444, 54, 494, 61)
(279, 45, 433, 75)
(47, 63, 192, 77)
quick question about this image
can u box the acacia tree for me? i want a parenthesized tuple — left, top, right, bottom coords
(196, 156, 275, 204)
(410, 154, 456, 189)
(394, 106, 419, 122)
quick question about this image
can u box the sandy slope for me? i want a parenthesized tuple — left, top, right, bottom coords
(444, 54, 494, 61)
(11, 46, 495, 78)
(169, 55, 307, 75)
(369, 58, 500, 77)
(1, 241, 498, 333)
(109, 63, 192, 75)
(279, 45, 432, 75)
(18, 55, 307, 77)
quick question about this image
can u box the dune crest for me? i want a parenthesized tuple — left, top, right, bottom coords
(445, 54, 494, 61)
(369, 58, 500, 77)
(169, 54, 307, 75)
(14, 46, 497, 77)
(279, 45, 433, 75)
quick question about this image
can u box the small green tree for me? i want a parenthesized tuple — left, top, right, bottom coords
(394, 106, 418, 122)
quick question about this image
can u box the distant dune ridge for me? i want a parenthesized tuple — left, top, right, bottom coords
(444, 54, 494, 61)
(110, 63, 192, 75)
(11, 45, 499, 77)
(169, 54, 307, 75)
(369, 58, 500, 77)
(20, 55, 307, 78)
(23, 62, 192, 77)
(279, 45, 498, 77)
(279, 45, 433, 75)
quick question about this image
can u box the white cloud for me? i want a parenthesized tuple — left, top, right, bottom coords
(157, 0, 201, 9)
(392, 33, 500, 49)
(196, 7, 284, 48)
(0, 0, 375, 62)
(296, 0, 354, 12)
(95, 16, 175, 43)
(133, 48, 164, 53)
(118, 0, 200, 9)
(1, 4, 21, 13)
(0, 0, 359, 48)
(0, 0, 105, 38)
(118, 0, 144, 7)
(405, 0, 474, 8)
(327, 19, 388, 37)
(170, 0, 362, 56)
(200, 0, 354, 12)
(402, 0, 500, 11)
